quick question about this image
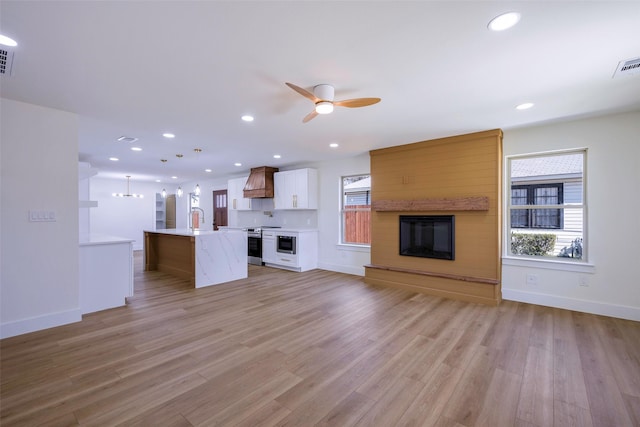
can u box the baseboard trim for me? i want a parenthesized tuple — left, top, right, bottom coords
(502, 289, 640, 321)
(317, 262, 364, 276)
(0, 308, 82, 339)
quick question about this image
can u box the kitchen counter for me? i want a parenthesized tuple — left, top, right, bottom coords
(79, 233, 134, 314)
(144, 229, 247, 288)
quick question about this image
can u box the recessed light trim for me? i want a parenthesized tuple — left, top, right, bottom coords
(273, 154, 281, 159)
(488, 12, 521, 31)
(516, 102, 534, 110)
(171, 176, 178, 179)
(162, 133, 175, 138)
(109, 157, 119, 161)
(131, 146, 142, 151)
(234, 162, 242, 167)
(0, 34, 17, 47)
(241, 115, 254, 122)
(205, 169, 212, 173)
(329, 143, 339, 148)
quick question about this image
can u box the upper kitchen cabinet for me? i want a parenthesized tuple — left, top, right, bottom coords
(228, 177, 254, 211)
(274, 168, 318, 210)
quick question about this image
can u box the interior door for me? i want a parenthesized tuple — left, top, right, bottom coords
(212, 190, 228, 230)
(165, 194, 176, 229)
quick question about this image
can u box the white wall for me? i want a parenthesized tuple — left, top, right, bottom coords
(502, 111, 640, 321)
(90, 178, 166, 250)
(1, 98, 81, 338)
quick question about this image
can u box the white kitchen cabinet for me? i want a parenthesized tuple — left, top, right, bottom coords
(155, 193, 166, 229)
(274, 168, 318, 210)
(264, 230, 318, 272)
(228, 176, 253, 211)
(262, 230, 277, 264)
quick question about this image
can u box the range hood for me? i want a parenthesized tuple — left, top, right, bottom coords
(243, 166, 279, 198)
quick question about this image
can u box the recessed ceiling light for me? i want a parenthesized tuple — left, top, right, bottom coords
(205, 169, 212, 173)
(0, 34, 17, 47)
(162, 133, 175, 138)
(171, 176, 178, 179)
(329, 143, 339, 148)
(488, 12, 521, 31)
(516, 102, 534, 110)
(117, 136, 138, 143)
(155, 179, 161, 183)
(131, 147, 142, 151)
(234, 162, 242, 167)
(241, 115, 254, 122)
(273, 154, 281, 159)
(109, 157, 119, 161)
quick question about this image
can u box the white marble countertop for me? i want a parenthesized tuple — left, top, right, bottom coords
(145, 228, 246, 237)
(79, 233, 135, 246)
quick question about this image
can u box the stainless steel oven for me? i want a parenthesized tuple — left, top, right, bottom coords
(247, 228, 262, 265)
(276, 235, 296, 254)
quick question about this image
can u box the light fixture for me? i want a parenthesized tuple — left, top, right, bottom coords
(109, 157, 119, 161)
(163, 133, 175, 138)
(112, 176, 144, 198)
(241, 115, 254, 122)
(234, 162, 242, 167)
(205, 169, 212, 173)
(131, 147, 142, 151)
(0, 34, 18, 47)
(273, 154, 281, 159)
(516, 102, 534, 110)
(161, 188, 167, 198)
(315, 101, 334, 115)
(177, 186, 183, 197)
(171, 176, 178, 179)
(488, 12, 521, 31)
(329, 143, 339, 148)
(176, 154, 183, 158)
(195, 184, 201, 196)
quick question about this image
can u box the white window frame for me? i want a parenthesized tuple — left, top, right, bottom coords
(339, 174, 371, 247)
(504, 148, 589, 267)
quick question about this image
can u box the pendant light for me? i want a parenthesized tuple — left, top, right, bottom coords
(195, 184, 201, 196)
(161, 188, 167, 198)
(177, 186, 183, 197)
(112, 176, 144, 198)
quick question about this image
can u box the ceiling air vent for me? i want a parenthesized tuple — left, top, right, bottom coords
(116, 136, 139, 143)
(0, 48, 15, 76)
(613, 57, 640, 78)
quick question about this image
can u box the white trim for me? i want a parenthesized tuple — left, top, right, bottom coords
(503, 256, 595, 273)
(0, 308, 82, 339)
(503, 289, 640, 322)
(336, 243, 370, 253)
(317, 262, 364, 276)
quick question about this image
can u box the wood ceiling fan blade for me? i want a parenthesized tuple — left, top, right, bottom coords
(302, 110, 319, 123)
(334, 98, 381, 108)
(286, 82, 319, 103)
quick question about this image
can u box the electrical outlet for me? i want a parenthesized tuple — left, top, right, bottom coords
(526, 273, 539, 286)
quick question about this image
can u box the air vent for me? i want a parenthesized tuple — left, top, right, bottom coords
(116, 136, 139, 143)
(0, 48, 15, 75)
(613, 57, 640, 78)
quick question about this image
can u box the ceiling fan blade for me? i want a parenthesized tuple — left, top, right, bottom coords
(302, 110, 319, 123)
(334, 97, 381, 108)
(286, 82, 319, 103)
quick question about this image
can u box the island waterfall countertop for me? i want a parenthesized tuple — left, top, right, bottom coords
(144, 229, 247, 288)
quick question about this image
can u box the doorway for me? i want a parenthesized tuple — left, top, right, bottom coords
(165, 194, 176, 229)
(212, 190, 228, 230)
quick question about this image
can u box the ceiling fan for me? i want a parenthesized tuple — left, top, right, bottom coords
(285, 82, 381, 123)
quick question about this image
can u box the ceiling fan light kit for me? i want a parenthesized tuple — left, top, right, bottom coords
(286, 82, 380, 123)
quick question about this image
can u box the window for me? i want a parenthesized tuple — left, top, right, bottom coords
(508, 150, 585, 260)
(341, 174, 371, 245)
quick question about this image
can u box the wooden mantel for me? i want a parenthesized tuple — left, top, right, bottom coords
(372, 196, 489, 212)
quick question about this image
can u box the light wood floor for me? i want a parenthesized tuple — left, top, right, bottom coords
(2, 253, 639, 426)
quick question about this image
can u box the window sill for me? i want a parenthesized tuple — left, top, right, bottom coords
(336, 243, 371, 253)
(502, 256, 595, 274)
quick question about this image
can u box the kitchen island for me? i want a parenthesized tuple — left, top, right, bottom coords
(144, 229, 247, 288)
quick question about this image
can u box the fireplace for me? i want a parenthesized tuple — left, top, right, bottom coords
(399, 215, 455, 260)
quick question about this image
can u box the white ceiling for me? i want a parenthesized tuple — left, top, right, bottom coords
(1, 1, 639, 184)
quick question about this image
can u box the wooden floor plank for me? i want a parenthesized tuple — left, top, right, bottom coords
(2, 251, 639, 426)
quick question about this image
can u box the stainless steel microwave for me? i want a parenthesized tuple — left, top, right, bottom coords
(276, 235, 296, 254)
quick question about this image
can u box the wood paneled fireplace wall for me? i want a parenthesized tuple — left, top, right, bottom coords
(364, 129, 503, 305)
